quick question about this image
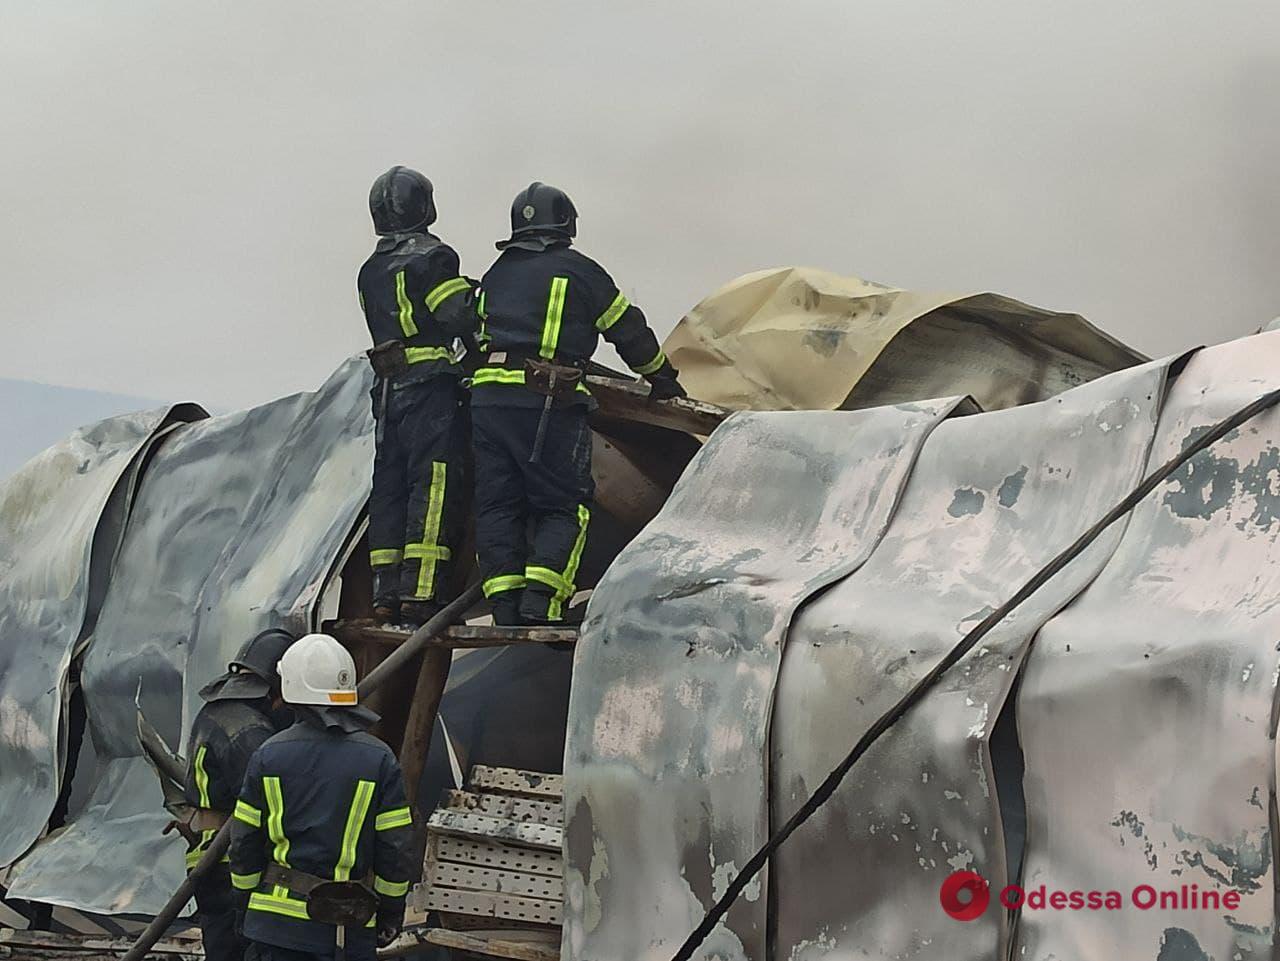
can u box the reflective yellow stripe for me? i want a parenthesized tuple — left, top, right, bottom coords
(374, 875, 411, 897)
(248, 891, 310, 920)
(633, 349, 667, 376)
(595, 292, 630, 331)
(472, 368, 527, 386)
(193, 746, 211, 807)
(529, 505, 591, 620)
(550, 499, 588, 619)
(404, 544, 451, 561)
(359, 291, 365, 311)
(395, 271, 417, 337)
(425, 277, 470, 311)
(526, 566, 572, 596)
(185, 848, 203, 869)
(483, 574, 526, 597)
(405, 345, 455, 365)
(234, 800, 263, 828)
(539, 276, 569, 359)
(263, 776, 290, 869)
(369, 548, 402, 567)
(477, 291, 489, 347)
(411, 461, 448, 600)
(335, 779, 376, 882)
(375, 807, 413, 831)
(477, 290, 488, 320)
(231, 871, 261, 891)
(471, 368, 590, 393)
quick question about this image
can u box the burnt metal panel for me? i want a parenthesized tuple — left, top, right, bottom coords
(0, 405, 201, 870)
(561, 400, 965, 961)
(1014, 335, 1280, 960)
(6, 360, 375, 914)
(769, 358, 1172, 961)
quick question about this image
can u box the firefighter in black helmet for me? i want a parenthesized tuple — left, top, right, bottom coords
(471, 182, 685, 625)
(359, 166, 476, 625)
(182, 629, 296, 961)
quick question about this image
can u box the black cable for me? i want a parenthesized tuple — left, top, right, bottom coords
(670, 385, 1280, 961)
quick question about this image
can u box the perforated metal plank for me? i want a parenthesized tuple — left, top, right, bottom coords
(427, 859, 562, 901)
(427, 810, 562, 851)
(431, 833, 563, 878)
(421, 886, 562, 926)
(445, 789, 563, 825)
(469, 766, 563, 800)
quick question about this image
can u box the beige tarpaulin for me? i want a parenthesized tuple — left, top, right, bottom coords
(663, 266, 1148, 412)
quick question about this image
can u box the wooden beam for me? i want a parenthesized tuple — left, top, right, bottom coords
(0, 931, 199, 960)
(380, 928, 558, 961)
(399, 644, 451, 827)
(328, 621, 578, 650)
(586, 375, 728, 436)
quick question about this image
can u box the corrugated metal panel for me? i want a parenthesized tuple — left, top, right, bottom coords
(562, 399, 965, 961)
(770, 357, 1173, 960)
(1014, 334, 1280, 960)
(0, 404, 202, 870)
(564, 331, 1280, 960)
(6, 360, 373, 913)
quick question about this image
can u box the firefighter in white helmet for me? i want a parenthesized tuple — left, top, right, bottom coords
(229, 634, 413, 961)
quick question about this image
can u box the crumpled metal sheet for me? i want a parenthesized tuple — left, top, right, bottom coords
(769, 357, 1173, 961)
(561, 399, 965, 961)
(6, 360, 375, 914)
(663, 266, 1147, 414)
(1014, 334, 1280, 960)
(0, 404, 202, 870)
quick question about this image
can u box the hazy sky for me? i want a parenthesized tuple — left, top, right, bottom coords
(2, 1, 1277, 411)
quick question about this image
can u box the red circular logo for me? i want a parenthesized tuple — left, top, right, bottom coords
(940, 870, 990, 921)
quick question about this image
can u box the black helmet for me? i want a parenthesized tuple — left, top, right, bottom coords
(230, 628, 295, 685)
(369, 166, 437, 236)
(497, 182, 577, 250)
(200, 628, 295, 703)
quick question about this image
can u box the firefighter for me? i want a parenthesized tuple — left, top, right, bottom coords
(183, 629, 296, 961)
(359, 166, 476, 626)
(230, 633, 414, 961)
(471, 182, 686, 625)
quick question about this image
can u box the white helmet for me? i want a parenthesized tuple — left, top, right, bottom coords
(278, 633, 360, 706)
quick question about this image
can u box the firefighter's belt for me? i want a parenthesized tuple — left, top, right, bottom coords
(523, 358, 584, 399)
(190, 808, 229, 832)
(262, 864, 378, 926)
(366, 341, 410, 379)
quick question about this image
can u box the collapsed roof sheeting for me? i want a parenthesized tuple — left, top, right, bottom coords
(0, 404, 203, 871)
(0, 357, 700, 916)
(563, 333, 1280, 961)
(563, 398, 967, 960)
(771, 357, 1174, 960)
(1015, 336, 1280, 959)
(663, 266, 1148, 413)
(6, 360, 374, 914)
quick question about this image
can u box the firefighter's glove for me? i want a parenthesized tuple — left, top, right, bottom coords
(376, 920, 401, 949)
(648, 375, 688, 402)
